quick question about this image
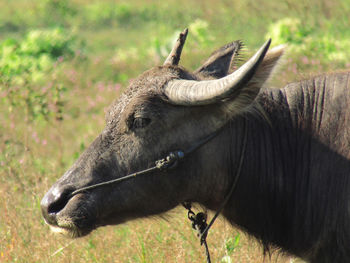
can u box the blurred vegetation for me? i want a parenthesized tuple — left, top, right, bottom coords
(0, 28, 79, 120)
(268, 17, 350, 64)
(0, 0, 349, 262)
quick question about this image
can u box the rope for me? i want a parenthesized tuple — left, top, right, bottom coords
(202, 239, 211, 263)
(183, 121, 247, 263)
(184, 203, 212, 263)
(70, 166, 159, 196)
(70, 130, 220, 197)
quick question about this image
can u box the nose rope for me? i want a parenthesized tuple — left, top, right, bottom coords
(70, 130, 219, 197)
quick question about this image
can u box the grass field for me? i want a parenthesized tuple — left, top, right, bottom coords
(1, 0, 349, 262)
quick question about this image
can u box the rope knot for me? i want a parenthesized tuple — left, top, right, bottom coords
(155, 151, 184, 170)
(184, 204, 209, 245)
(192, 212, 208, 244)
(183, 202, 212, 263)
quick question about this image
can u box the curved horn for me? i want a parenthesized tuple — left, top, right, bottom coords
(164, 39, 271, 105)
(163, 28, 188, 66)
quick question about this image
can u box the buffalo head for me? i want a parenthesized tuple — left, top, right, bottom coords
(41, 29, 283, 237)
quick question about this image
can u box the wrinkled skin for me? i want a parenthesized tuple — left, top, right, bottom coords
(41, 35, 350, 263)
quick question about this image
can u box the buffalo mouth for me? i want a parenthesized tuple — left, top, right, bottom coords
(45, 219, 93, 238)
(43, 215, 95, 238)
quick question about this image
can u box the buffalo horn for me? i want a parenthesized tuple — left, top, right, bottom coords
(164, 39, 271, 105)
(163, 28, 188, 66)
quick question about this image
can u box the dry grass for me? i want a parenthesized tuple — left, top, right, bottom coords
(0, 201, 302, 263)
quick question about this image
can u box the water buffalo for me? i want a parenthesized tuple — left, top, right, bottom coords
(41, 29, 350, 263)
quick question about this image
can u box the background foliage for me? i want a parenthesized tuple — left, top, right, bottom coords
(1, 0, 349, 262)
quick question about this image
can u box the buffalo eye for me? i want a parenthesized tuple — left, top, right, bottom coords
(131, 117, 151, 130)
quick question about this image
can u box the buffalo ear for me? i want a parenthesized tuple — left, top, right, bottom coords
(244, 44, 285, 90)
(194, 41, 242, 78)
(221, 44, 286, 115)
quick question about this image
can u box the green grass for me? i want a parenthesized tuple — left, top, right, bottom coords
(1, 0, 349, 262)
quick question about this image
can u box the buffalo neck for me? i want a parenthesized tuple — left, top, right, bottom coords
(197, 73, 350, 260)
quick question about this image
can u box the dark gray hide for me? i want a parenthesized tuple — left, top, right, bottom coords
(41, 32, 350, 263)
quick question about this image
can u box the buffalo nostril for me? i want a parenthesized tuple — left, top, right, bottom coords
(47, 192, 70, 214)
